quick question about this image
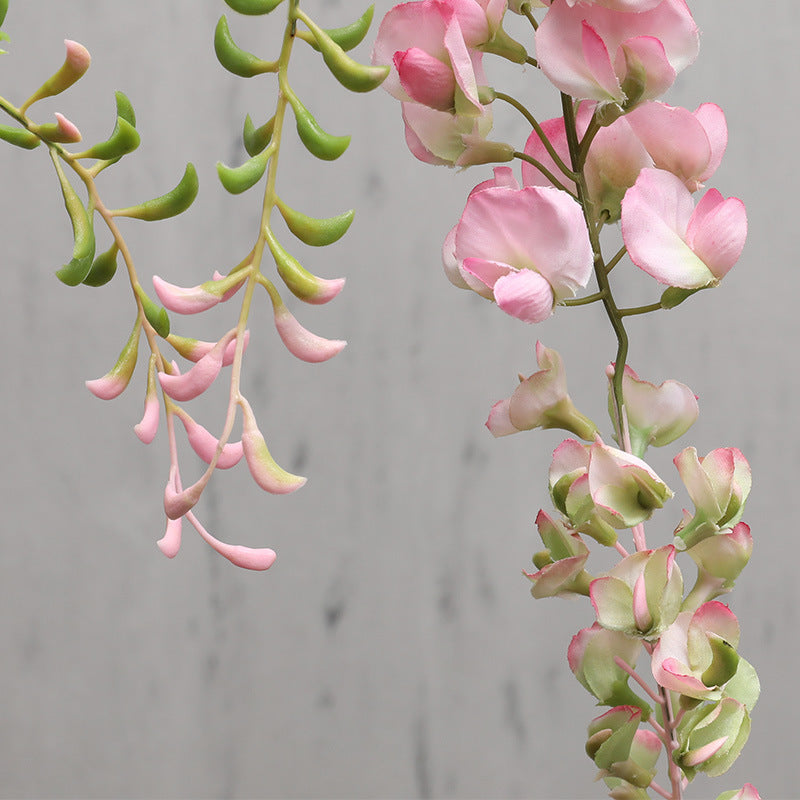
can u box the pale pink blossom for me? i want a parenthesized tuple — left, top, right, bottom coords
(621, 168, 747, 289)
(157, 516, 182, 559)
(536, 0, 699, 107)
(443, 169, 592, 322)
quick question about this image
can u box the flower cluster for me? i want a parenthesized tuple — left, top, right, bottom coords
(377, 0, 757, 797)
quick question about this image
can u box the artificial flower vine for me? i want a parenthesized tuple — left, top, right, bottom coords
(374, 0, 757, 798)
(0, 0, 386, 568)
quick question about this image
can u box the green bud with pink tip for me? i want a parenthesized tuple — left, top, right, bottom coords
(85, 319, 141, 400)
(21, 40, 90, 113)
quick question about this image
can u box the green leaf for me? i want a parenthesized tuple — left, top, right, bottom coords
(0, 124, 40, 149)
(135, 285, 170, 337)
(214, 15, 276, 77)
(296, 9, 388, 93)
(295, 5, 374, 52)
(74, 116, 140, 161)
(82, 242, 119, 287)
(216, 148, 270, 194)
(288, 94, 350, 161)
(224, 0, 283, 14)
(276, 197, 354, 247)
(242, 114, 274, 157)
(51, 153, 95, 286)
(113, 163, 198, 221)
(0, 0, 8, 28)
(114, 90, 136, 127)
(661, 286, 702, 309)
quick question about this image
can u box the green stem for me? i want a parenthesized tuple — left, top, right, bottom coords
(522, 4, 538, 30)
(495, 91, 576, 181)
(562, 290, 606, 307)
(619, 302, 663, 318)
(513, 152, 577, 199)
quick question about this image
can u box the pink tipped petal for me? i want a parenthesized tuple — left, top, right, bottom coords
(240, 399, 307, 495)
(157, 516, 182, 559)
(395, 48, 456, 111)
(272, 303, 346, 363)
(85, 374, 128, 400)
(632, 572, 652, 631)
(486, 398, 517, 437)
(153, 275, 221, 314)
(134, 396, 160, 444)
(443, 225, 471, 289)
(494, 269, 554, 323)
(442, 12, 483, 109)
(685, 193, 747, 280)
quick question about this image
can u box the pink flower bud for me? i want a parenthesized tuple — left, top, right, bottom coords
(158, 330, 236, 402)
(175, 410, 243, 470)
(152, 271, 246, 315)
(239, 398, 307, 494)
(157, 516, 182, 559)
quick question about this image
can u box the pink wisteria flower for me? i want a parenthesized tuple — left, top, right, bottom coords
(622, 168, 747, 289)
(535, 0, 699, 108)
(443, 167, 592, 322)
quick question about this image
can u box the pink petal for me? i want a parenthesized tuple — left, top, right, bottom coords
(627, 102, 711, 188)
(394, 48, 456, 111)
(53, 112, 82, 143)
(685, 191, 747, 280)
(443, 10, 483, 110)
(486, 398, 517, 437)
(616, 36, 675, 103)
(694, 103, 727, 183)
(461, 257, 513, 297)
(493, 269, 554, 323)
(582, 20, 623, 102)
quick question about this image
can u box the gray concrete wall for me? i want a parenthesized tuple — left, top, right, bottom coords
(0, 1, 794, 797)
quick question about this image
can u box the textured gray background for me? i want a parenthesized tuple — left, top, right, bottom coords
(0, 1, 795, 798)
